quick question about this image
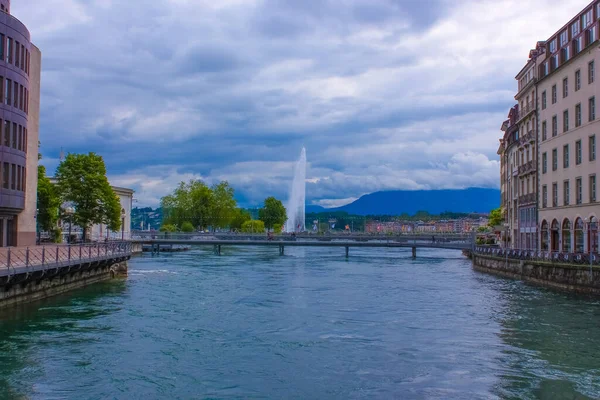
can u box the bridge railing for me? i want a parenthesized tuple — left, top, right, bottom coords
(0, 242, 132, 276)
(473, 246, 600, 266)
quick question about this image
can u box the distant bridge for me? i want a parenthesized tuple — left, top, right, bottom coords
(133, 232, 475, 257)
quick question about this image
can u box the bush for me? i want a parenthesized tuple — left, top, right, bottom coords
(181, 222, 195, 232)
(272, 223, 283, 234)
(52, 228, 62, 243)
(242, 220, 265, 233)
(160, 224, 178, 232)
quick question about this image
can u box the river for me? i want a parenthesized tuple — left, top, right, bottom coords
(0, 247, 599, 399)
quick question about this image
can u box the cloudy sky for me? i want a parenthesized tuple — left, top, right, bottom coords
(14, 0, 587, 207)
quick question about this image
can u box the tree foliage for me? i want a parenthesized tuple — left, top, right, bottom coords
(55, 153, 121, 240)
(230, 209, 251, 231)
(181, 221, 195, 232)
(36, 165, 60, 235)
(161, 180, 238, 230)
(241, 220, 265, 233)
(258, 197, 287, 230)
(488, 207, 503, 227)
(160, 224, 178, 232)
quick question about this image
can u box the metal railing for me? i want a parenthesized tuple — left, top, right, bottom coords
(473, 246, 600, 266)
(0, 241, 132, 277)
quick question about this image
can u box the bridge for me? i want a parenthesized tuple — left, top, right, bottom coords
(132, 232, 475, 257)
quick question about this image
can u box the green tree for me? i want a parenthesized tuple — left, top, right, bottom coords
(36, 165, 60, 240)
(258, 197, 287, 230)
(162, 180, 215, 230)
(241, 220, 265, 233)
(230, 208, 251, 231)
(272, 223, 283, 233)
(209, 181, 237, 228)
(55, 153, 122, 241)
(181, 221, 195, 232)
(488, 207, 503, 227)
(160, 224, 178, 232)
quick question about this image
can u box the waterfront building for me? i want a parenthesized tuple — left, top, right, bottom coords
(0, 0, 41, 246)
(537, 3, 600, 253)
(499, 106, 520, 248)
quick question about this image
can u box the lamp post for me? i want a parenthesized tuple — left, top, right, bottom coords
(121, 209, 126, 241)
(65, 206, 74, 244)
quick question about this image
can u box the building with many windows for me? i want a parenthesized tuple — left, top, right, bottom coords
(500, 0, 600, 253)
(0, 0, 40, 247)
(537, 2, 599, 253)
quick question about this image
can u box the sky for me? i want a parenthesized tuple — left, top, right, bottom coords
(13, 0, 589, 208)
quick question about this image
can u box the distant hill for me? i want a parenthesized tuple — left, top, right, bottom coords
(321, 188, 500, 216)
(306, 205, 326, 213)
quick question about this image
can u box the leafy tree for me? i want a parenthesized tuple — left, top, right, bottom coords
(241, 220, 264, 233)
(36, 165, 60, 239)
(259, 197, 287, 230)
(160, 224, 178, 232)
(181, 221, 194, 232)
(209, 181, 237, 228)
(488, 207, 503, 227)
(230, 208, 251, 231)
(273, 223, 283, 233)
(55, 153, 121, 241)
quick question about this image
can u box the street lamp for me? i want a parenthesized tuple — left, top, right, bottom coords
(65, 206, 75, 244)
(121, 209, 126, 241)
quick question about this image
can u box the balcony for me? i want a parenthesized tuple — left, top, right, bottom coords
(519, 193, 536, 205)
(519, 130, 535, 146)
(515, 77, 537, 99)
(518, 160, 536, 176)
(516, 102, 536, 123)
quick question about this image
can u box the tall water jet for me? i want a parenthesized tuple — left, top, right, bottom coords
(285, 147, 306, 232)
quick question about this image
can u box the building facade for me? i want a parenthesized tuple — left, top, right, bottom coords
(0, 0, 40, 247)
(501, 0, 600, 253)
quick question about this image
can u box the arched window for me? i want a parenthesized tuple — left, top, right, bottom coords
(575, 218, 584, 253)
(541, 220, 549, 250)
(590, 216, 598, 253)
(563, 219, 572, 252)
(551, 219, 560, 252)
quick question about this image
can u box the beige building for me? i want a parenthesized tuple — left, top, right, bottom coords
(537, 3, 600, 253)
(499, 106, 521, 248)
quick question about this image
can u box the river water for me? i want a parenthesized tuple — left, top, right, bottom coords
(0, 247, 599, 399)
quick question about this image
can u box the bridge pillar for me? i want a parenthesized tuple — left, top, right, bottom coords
(279, 244, 284, 256)
(214, 244, 221, 256)
(412, 247, 417, 259)
(345, 246, 349, 258)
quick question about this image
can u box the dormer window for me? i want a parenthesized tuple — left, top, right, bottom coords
(560, 30, 568, 45)
(572, 20, 580, 37)
(549, 38, 557, 53)
(583, 9, 593, 27)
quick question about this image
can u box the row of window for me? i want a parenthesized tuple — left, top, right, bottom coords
(0, 119, 27, 152)
(542, 135, 596, 173)
(0, 162, 25, 192)
(0, 76, 28, 114)
(0, 33, 30, 76)
(542, 175, 597, 207)
(542, 61, 594, 111)
(541, 97, 595, 140)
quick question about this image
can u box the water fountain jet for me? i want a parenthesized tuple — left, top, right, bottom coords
(285, 147, 306, 232)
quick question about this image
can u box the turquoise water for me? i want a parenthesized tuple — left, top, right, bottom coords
(0, 247, 599, 399)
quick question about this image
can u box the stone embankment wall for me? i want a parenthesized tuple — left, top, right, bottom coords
(472, 253, 600, 294)
(0, 260, 128, 308)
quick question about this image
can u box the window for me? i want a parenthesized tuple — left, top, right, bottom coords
(3, 120, 8, 147)
(19, 85, 23, 111)
(591, 135, 596, 161)
(549, 38, 557, 53)
(575, 36, 584, 53)
(552, 85, 557, 104)
(584, 9, 593, 27)
(12, 122, 16, 150)
(10, 164, 15, 190)
(576, 140, 582, 165)
(12, 80, 17, 108)
(553, 183, 558, 207)
(17, 125, 21, 151)
(590, 61, 595, 84)
(542, 120, 547, 141)
(542, 91, 547, 109)
(563, 46, 570, 62)
(552, 115, 558, 137)
(589, 27, 597, 43)
(563, 78, 568, 98)
(576, 177, 583, 204)
(0, 34, 4, 61)
(6, 37, 11, 64)
(543, 185, 548, 208)
(560, 30, 568, 45)
(576, 70, 581, 91)
(563, 110, 569, 132)
(543, 62, 549, 76)
(5, 78, 10, 106)
(2, 163, 7, 189)
(572, 20, 581, 37)
(576, 103, 582, 127)
(552, 148, 558, 171)
(564, 144, 570, 168)
(20, 44, 24, 71)
(542, 152, 547, 173)
(14, 41, 19, 69)
(564, 180, 570, 206)
(591, 175, 597, 202)
(590, 96, 596, 121)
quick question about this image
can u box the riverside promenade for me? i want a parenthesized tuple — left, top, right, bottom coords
(0, 242, 132, 307)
